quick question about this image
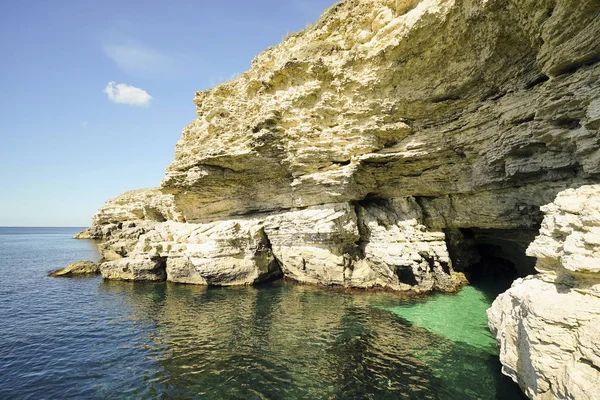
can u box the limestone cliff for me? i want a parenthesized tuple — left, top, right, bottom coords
(82, 0, 599, 292)
(74, 188, 184, 261)
(162, 0, 600, 228)
(76, 1, 600, 397)
(488, 185, 600, 399)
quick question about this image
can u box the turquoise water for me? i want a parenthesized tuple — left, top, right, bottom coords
(0, 227, 524, 399)
(384, 285, 501, 353)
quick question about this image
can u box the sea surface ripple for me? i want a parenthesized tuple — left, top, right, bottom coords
(0, 227, 524, 399)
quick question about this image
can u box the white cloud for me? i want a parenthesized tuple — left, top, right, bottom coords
(80, 121, 88, 128)
(102, 37, 174, 75)
(104, 81, 152, 107)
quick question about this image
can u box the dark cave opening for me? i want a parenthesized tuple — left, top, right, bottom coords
(151, 256, 168, 281)
(471, 243, 522, 281)
(445, 228, 539, 282)
(395, 265, 419, 286)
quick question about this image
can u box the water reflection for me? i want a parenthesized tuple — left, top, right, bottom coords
(99, 281, 523, 399)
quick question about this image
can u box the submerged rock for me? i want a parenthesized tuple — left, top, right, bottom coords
(488, 185, 600, 399)
(49, 261, 100, 277)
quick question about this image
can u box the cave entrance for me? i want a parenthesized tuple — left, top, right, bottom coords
(445, 228, 539, 283)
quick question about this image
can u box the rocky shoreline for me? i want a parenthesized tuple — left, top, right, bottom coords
(67, 0, 600, 398)
(488, 185, 600, 399)
(75, 192, 469, 291)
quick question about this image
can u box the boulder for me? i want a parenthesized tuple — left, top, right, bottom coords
(488, 185, 600, 399)
(48, 261, 100, 277)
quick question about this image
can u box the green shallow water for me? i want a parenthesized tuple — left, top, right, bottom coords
(380, 281, 520, 399)
(0, 228, 524, 399)
(384, 284, 503, 353)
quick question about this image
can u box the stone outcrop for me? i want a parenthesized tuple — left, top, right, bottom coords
(81, 0, 599, 292)
(128, 219, 281, 285)
(101, 257, 167, 281)
(48, 261, 100, 277)
(161, 0, 600, 229)
(74, 189, 183, 260)
(74, 188, 183, 239)
(84, 198, 465, 291)
(72, 1, 600, 398)
(351, 198, 466, 291)
(488, 185, 600, 399)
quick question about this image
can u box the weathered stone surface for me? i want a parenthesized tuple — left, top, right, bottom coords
(488, 185, 600, 399)
(80, 0, 599, 288)
(91, 188, 183, 226)
(263, 203, 359, 286)
(130, 220, 282, 286)
(73, 229, 94, 240)
(100, 257, 167, 281)
(528, 185, 600, 284)
(48, 261, 100, 277)
(489, 278, 600, 400)
(159, 0, 600, 230)
(74, 189, 183, 260)
(351, 198, 467, 292)
(84, 199, 465, 291)
(81, 0, 599, 286)
(75, 2, 600, 397)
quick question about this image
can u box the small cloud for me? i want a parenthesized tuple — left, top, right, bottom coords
(80, 121, 88, 128)
(104, 81, 152, 107)
(102, 37, 174, 75)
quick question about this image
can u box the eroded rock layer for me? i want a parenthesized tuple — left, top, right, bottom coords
(81, 192, 467, 291)
(80, 0, 600, 291)
(161, 0, 600, 229)
(488, 185, 600, 399)
(77, 2, 600, 397)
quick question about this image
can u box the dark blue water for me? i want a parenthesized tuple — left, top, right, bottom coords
(0, 227, 524, 399)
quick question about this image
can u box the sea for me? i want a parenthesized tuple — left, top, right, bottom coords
(0, 227, 525, 399)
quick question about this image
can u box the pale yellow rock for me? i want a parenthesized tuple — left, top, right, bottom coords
(76, 2, 600, 396)
(127, 220, 282, 286)
(100, 257, 167, 281)
(74, 189, 183, 259)
(488, 277, 600, 400)
(352, 198, 466, 292)
(263, 203, 358, 286)
(527, 185, 600, 282)
(159, 0, 600, 227)
(488, 185, 600, 400)
(88, 200, 465, 291)
(49, 261, 100, 277)
(82, 0, 599, 291)
(93, 188, 184, 225)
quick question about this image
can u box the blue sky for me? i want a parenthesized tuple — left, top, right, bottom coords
(0, 0, 337, 226)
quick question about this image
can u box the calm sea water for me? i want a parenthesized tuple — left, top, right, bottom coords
(0, 227, 524, 399)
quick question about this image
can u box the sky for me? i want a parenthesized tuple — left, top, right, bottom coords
(0, 0, 338, 226)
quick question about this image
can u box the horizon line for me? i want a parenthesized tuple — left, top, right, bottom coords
(0, 226, 88, 228)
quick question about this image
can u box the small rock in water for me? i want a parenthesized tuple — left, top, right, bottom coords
(48, 261, 100, 277)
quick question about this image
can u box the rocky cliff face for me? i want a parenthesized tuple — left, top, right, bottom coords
(74, 188, 184, 261)
(82, 0, 599, 292)
(162, 0, 600, 227)
(76, 1, 600, 397)
(488, 185, 600, 399)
